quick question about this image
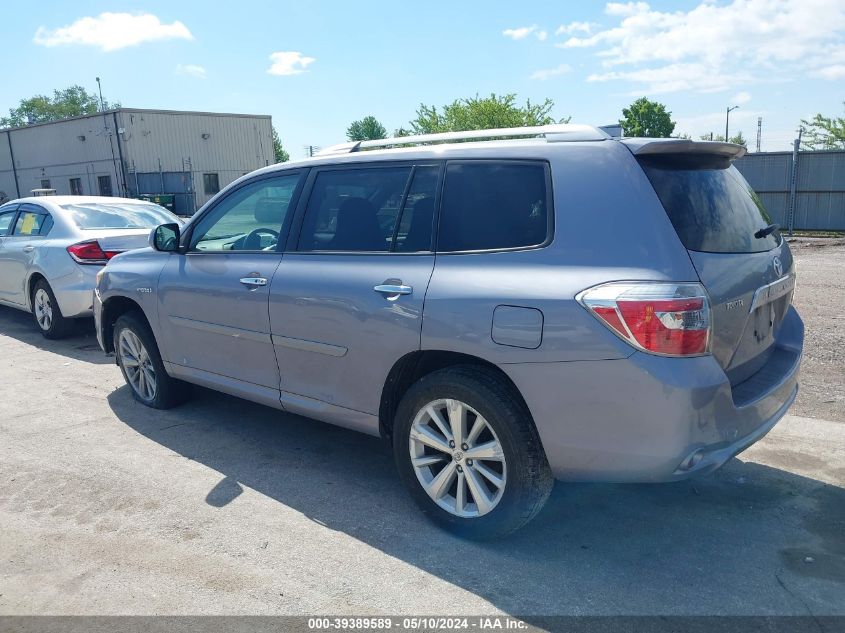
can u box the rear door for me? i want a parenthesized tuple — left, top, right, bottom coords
(637, 152, 793, 384)
(269, 162, 439, 415)
(156, 171, 305, 389)
(0, 205, 20, 303)
(0, 204, 53, 306)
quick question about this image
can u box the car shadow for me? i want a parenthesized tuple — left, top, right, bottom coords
(106, 385, 845, 616)
(0, 305, 111, 365)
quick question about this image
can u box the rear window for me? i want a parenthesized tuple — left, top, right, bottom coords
(14, 211, 53, 236)
(438, 162, 550, 252)
(61, 202, 176, 230)
(640, 159, 780, 253)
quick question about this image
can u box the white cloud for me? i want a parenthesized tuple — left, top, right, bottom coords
(555, 21, 594, 36)
(812, 64, 845, 80)
(503, 25, 548, 41)
(267, 51, 315, 76)
(605, 2, 651, 17)
(175, 64, 207, 79)
(33, 12, 193, 51)
(563, 0, 845, 93)
(530, 64, 573, 81)
(588, 63, 753, 94)
(731, 91, 752, 104)
(503, 25, 538, 40)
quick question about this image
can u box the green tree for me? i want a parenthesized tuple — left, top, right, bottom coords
(699, 132, 747, 147)
(272, 127, 289, 163)
(801, 103, 845, 149)
(407, 93, 567, 135)
(346, 116, 387, 141)
(0, 85, 119, 128)
(619, 97, 675, 138)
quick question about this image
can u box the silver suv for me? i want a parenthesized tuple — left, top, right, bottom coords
(95, 125, 803, 538)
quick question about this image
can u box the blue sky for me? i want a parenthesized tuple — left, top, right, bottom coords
(5, 1, 845, 157)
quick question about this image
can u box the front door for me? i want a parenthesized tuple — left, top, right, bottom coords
(157, 171, 305, 389)
(270, 163, 440, 415)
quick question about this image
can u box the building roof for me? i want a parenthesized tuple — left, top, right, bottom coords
(0, 108, 271, 133)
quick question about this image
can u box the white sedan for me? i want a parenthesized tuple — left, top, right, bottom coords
(0, 196, 181, 338)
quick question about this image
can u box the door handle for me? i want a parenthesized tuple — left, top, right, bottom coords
(23, 246, 34, 253)
(374, 283, 413, 296)
(240, 276, 268, 287)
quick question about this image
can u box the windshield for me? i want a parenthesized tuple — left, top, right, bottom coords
(639, 159, 780, 254)
(61, 202, 178, 230)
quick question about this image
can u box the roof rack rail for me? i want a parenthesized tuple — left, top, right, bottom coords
(316, 123, 610, 156)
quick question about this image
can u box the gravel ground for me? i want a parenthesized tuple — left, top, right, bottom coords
(787, 239, 845, 422)
(0, 243, 842, 617)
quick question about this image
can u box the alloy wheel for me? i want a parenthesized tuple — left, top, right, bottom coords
(409, 398, 507, 518)
(118, 329, 157, 401)
(33, 288, 53, 331)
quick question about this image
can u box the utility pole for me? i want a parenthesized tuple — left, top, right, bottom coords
(303, 145, 320, 157)
(96, 77, 105, 111)
(787, 127, 803, 236)
(725, 105, 739, 142)
(756, 117, 762, 153)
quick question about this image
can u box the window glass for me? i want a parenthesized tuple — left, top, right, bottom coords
(62, 202, 175, 229)
(0, 210, 17, 236)
(639, 159, 780, 253)
(69, 178, 83, 195)
(298, 167, 413, 252)
(13, 211, 53, 236)
(40, 179, 51, 189)
(191, 173, 301, 252)
(204, 173, 220, 195)
(438, 162, 549, 252)
(394, 166, 438, 252)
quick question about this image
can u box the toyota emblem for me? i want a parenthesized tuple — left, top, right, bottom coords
(773, 255, 783, 277)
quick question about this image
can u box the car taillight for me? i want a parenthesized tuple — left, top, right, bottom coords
(577, 282, 711, 357)
(66, 240, 121, 265)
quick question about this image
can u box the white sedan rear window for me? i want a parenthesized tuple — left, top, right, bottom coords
(61, 202, 177, 230)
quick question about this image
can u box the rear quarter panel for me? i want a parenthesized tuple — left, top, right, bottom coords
(421, 141, 699, 363)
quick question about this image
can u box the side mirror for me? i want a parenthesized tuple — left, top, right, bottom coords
(150, 223, 181, 252)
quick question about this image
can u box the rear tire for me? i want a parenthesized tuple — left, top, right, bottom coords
(393, 365, 553, 539)
(114, 311, 190, 409)
(32, 279, 72, 339)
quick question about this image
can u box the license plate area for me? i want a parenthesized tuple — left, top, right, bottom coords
(726, 274, 795, 378)
(749, 274, 795, 313)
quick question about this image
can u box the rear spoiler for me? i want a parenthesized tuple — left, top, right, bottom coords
(622, 139, 747, 161)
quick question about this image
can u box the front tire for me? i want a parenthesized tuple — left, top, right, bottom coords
(32, 279, 72, 339)
(393, 366, 553, 539)
(114, 311, 189, 409)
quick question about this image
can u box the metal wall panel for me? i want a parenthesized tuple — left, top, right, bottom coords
(117, 110, 273, 211)
(0, 132, 16, 201)
(2, 114, 124, 198)
(735, 153, 792, 191)
(735, 150, 845, 231)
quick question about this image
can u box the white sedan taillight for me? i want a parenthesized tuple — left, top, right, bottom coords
(576, 282, 711, 357)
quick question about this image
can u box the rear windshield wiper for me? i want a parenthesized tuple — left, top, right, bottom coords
(754, 223, 779, 239)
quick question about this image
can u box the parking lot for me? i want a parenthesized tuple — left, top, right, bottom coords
(1, 241, 843, 617)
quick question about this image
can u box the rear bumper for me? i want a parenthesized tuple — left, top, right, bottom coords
(49, 265, 101, 318)
(502, 306, 804, 482)
(93, 287, 107, 352)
